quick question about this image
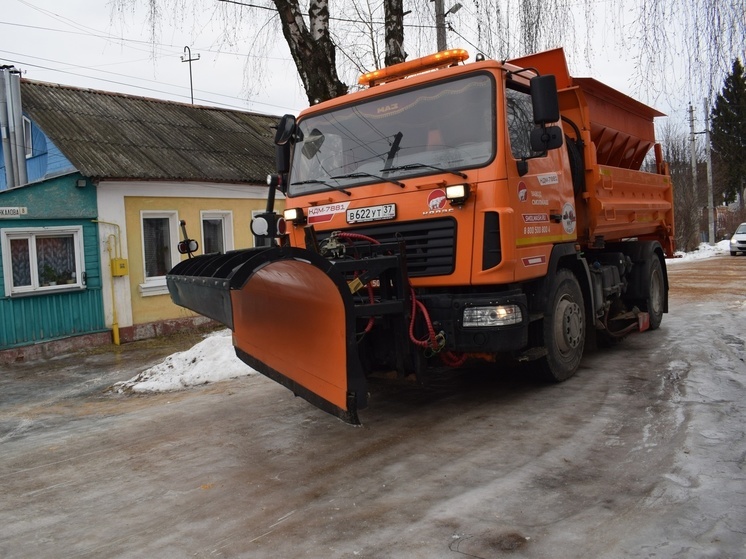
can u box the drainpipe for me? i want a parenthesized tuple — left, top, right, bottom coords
(9, 70, 27, 185)
(0, 68, 16, 188)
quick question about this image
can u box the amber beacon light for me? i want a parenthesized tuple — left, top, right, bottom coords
(358, 49, 470, 87)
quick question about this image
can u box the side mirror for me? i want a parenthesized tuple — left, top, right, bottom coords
(275, 143, 290, 175)
(530, 75, 560, 125)
(274, 114, 296, 145)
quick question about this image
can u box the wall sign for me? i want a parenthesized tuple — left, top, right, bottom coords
(0, 207, 28, 218)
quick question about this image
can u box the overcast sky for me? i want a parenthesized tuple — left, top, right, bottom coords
(2, 0, 308, 116)
(1, 0, 702, 131)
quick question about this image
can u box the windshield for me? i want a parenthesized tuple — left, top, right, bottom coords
(288, 73, 495, 196)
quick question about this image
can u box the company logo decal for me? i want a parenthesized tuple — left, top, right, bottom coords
(307, 202, 350, 224)
(427, 189, 447, 210)
(422, 189, 453, 215)
(518, 181, 528, 202)
(562, 202, 577, 234)
(377, 103, 399, 114)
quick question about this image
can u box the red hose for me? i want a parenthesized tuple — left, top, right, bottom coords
(337, 232, 466, 367)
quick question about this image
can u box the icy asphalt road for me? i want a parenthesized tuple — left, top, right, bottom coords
(1, 256, 745, 559)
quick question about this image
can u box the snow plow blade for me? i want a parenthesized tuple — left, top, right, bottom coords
(167, 246, 368, 424)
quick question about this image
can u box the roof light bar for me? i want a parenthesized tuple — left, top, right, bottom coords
(358, 49, 470, 87)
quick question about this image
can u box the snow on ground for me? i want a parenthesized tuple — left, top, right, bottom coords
(116, 241, 732, 393)
(666, 240, 730, 263)
(113, 329, 253, 393)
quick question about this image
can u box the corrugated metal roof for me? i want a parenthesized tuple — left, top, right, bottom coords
(20, 79, 280, 183)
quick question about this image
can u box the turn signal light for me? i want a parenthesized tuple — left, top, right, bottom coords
(358, 49, 469, 87)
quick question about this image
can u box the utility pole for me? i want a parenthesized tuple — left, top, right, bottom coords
(688, 104, 697, 196)
(704, 97, 715, 243)
(434, 0, 447, 51)
(181, 46, 200, 105)
(433, 1, 462, 51)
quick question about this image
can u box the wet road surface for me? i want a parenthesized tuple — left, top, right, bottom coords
(1, 256, 745, 558)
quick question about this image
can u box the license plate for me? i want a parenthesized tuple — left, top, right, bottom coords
(346, 204, 396, 224)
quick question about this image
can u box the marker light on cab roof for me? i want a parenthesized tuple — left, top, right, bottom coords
(358, 49, 469, 87)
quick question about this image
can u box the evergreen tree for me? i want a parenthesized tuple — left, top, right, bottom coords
(711, 59, 746, 204)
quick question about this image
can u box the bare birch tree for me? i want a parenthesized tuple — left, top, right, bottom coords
(110, 0, 745, 107)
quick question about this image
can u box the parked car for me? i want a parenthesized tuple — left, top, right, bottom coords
(730, 222, 746, 255)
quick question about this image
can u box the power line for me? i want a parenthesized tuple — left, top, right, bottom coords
(216, 0, 439, 29)
(0, 21, 290, 62)
(0, 54, 295, 113)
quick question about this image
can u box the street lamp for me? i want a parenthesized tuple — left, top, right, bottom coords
(434, 1, 462, 51)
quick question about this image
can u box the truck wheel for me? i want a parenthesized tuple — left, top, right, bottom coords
(539, 269, 585, 381)
(645, 256, 665, 330)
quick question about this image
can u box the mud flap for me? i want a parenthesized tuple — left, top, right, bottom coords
(167, 247, 367, 424)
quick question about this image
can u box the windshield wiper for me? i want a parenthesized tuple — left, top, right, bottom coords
(382, 163, 468, 179)
(290, 178, 351, 196)
(331, 172, 404, 189)
(382, 131, 404, 171)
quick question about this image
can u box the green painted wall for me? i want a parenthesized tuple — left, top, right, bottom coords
(0, 174, 107, 349)
(0, 173, 96, 218)
(0, 288, 106, 348)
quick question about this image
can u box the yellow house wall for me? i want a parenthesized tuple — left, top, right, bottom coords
(124, 195, 284, 325)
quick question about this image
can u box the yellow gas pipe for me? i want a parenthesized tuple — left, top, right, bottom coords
(91, 220, 122, 345)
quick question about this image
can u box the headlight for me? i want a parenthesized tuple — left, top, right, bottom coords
(283, 207, 306, 224)
(463, 305, 522, 327)
(445, 184, 471, 205)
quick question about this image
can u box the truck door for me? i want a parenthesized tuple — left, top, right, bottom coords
(504, 82, 577, 280)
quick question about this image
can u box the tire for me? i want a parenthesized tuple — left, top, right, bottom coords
(645, 256, 665, 330)
(732, 251, 737, 256)
(538, 269, 585, 381)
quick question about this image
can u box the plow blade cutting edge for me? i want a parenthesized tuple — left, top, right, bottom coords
(167, 246, 368, 424)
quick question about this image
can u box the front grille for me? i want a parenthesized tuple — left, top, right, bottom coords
(317, 218, 456, 277)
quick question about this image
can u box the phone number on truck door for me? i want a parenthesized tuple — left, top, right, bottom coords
(346, 204, 396, 224)
(523, 225, 550, 235)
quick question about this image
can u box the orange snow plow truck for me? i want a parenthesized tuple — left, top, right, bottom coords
(167, 48, 674, 424)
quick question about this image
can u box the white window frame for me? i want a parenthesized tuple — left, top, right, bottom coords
(200, 210, 234, 254)
(23, 116, 33, 158)
(139, 210, 179, 297)
(1, 226, 85, 296)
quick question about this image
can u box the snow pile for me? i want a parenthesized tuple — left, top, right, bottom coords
(666, 240, 730, 263)
(113, 329, 254, 393)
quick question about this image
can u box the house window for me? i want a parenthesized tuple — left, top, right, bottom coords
(23, 116, 32, 158)
(140, 211, 178, 296)
(201, 211, 233, 254)
(1, 226, 84, 295)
